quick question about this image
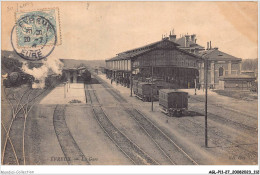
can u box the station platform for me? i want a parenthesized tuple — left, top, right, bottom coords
(98, 73, 213, 97)
(40, 83, 86, 104)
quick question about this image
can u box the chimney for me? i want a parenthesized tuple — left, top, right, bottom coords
(185, 35, 190, 47)
(207, 42, 209, 50)
(210, 41, 212, 49)
(169, 30, 176, 42)
(191, 34, 196, 42)
(162, 34, 169, 40)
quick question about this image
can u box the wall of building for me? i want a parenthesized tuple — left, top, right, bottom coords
(106, 59, 131, 71)
(199, 60, 242, 89)
(133, 49, 199, 69)
(219, 80, 252, 90)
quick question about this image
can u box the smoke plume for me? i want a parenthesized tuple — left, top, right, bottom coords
(21, 56, 64, 88)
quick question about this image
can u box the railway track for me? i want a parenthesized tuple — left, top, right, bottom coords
(189, 98, 257, 132)
(191, 96, 257, 121)
(183, 117, 258, 157)
(85, 84, 158, 165)
(53, 105, 90, 165)
(124, 108, 198, 165)
(89, 74, 198, 165)
(2, 88, 30, 165)
(85, 84, 100, 105)
(91, 75, 127, 103)
(2, 86, 53, 165)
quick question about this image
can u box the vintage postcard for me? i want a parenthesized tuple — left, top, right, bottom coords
(1, 1, 258, 174)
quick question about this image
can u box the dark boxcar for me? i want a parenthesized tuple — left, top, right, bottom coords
(159, 89, 188, 117)
(137, 82, 157, 102)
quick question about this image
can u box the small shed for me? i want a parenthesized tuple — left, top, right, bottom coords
(218, 74, 256, 90)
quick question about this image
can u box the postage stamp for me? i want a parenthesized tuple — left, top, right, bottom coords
(11, 8, 61, 61)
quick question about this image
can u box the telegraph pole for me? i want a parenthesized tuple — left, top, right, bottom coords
(194, 78, 197, 95)
(64, 82, 66, 98)
(204, 58, 208, 148)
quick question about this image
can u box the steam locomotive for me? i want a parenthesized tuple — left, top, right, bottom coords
(76, 69, 92, 83)
(3, 72, 34, 88)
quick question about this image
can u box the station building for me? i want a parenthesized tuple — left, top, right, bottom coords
(105, 32, 248, 90)
(198, 46, 243, 89)
(174, 34, 244, 89)
(105, 37, 203, 89)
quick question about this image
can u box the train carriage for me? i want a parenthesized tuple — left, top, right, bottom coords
(159, 89, 188, 117)
(136, 82, 157, 102)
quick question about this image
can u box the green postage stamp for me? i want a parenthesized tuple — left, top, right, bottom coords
(11, 8, 61, 61)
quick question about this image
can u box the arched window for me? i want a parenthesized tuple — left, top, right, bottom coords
(219, 67, 224, 76)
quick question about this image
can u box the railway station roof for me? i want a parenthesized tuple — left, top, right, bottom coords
(198, 48, 242, 61)
(108, 48, 152, 61)
(106, 39, 202, 62)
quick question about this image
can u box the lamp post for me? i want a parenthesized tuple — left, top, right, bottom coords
(64, 82, 66, 98)
(67, 81, 68, 92)
(204, 57, 208, 148)
(194, 78, 197, 95)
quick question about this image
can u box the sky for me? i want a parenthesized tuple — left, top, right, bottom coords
(2, 1, 258, 60)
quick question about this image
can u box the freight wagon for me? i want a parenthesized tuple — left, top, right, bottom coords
(136, 82, 157, 102)
(159, 89, 188, 117)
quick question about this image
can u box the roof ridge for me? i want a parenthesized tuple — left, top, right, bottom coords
(117, 39, 179, 55)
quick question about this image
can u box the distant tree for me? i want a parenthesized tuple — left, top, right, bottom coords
(241, 58, 258, 71)
(2, 56, 22, 73)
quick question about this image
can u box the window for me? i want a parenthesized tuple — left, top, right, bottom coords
(219, 67, 224, 76)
